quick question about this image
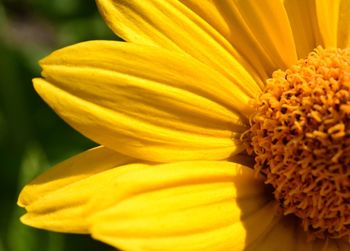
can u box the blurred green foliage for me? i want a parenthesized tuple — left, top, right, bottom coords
(0, 0, 118, 250)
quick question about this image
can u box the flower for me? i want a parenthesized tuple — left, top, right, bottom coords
(18, 1, 350, 250)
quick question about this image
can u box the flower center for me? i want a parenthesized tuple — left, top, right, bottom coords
(245, 47, 350, 241)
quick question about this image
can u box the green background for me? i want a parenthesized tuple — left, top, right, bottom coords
(0, 0, 119, 250)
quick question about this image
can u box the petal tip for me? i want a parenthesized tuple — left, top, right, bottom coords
(32, 78, 50, 96)
(19, 213, 37, 229)
(17, 195, 26, 208)
(17, 185, 31, 208)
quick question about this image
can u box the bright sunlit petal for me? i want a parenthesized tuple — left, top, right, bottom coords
(88, 161, 277, 251)
(33, 41, 251, 162)
(96, 0, 263, 97)
(18, 146, 135, 233)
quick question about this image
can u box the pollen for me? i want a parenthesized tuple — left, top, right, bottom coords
(245, 47, 350, 241)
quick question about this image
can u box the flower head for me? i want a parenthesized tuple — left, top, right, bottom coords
(18, 1, 350, 250)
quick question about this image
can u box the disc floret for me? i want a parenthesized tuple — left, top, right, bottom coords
(246, 47, 350, 241)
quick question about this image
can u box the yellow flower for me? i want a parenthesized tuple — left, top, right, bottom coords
(18, 1, 350, 250)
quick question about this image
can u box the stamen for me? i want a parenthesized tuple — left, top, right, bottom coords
(244, 47, 350, 241)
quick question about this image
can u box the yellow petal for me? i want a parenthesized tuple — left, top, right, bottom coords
(337, 0, 350, 48)
(314, 0, 350, 49)
(36, 41, 249, 162)
(232, 0, 298, 69)
(315, 0, 341, 48)
(283, 0, 320, 58)
(246, 215, 350, 251)
(208, 1, 274, 81)
(18, 146, 134, 233)
(96, 0, 262, 97)
(88, 161, 277, 251)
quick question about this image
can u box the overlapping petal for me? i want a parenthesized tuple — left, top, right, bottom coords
(337, 0, 350, 48)
(206, 1, 276, 81)
(312, 0, 350, 49)
(96, 0, 264, 94)
(96, 0, 313, 85)
(315, 0, 341, 48)
(283, 0, 320, 58)
(229, 0, 298, 70)
(96, 0, 350, 82)
(35, 41, 250, 162)
(18, 146, 135, 233)
(19, 152, 278, 251)
(87, 161, 277, 251)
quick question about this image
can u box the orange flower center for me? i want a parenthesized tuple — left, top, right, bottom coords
(245, 47, 350, 241)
